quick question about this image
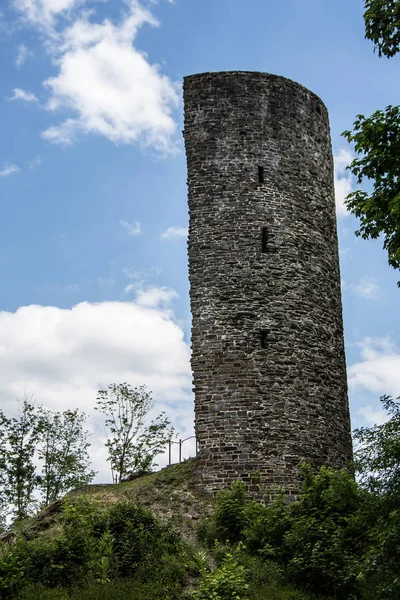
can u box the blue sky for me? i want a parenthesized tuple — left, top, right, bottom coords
(0, 0, 399, 481)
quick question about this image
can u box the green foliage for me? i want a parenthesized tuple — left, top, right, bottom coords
(342, 106, 400, 278)
(342, 2, 400, 282)
(3, 398, 40, 522)
(36, 407, 96, 506)
(357, 507, 400, 600)
(90, 530, 115, 583)
(249, 584, 319, 600)
(14, 578, 185, 600)
(354, 395, 400, 497)
(353, 396, 400, 599)
(95, 383, 174, 483)
(0, 497, 187, 598)
(364, 0, 400, 58)
(191, 549, 211, 577)
(4, 390, 400, 600)
(196, 515, 219, 548)
(214, 480, 247, 544)
(96, 500, 183, 578)
(191, 552, 249, 600)
(0, 401, 95, 522)
(242, 466, 367, 597)
(243, 492, 292, 561)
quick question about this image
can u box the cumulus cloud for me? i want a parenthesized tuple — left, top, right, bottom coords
(334, 148, 354, 219)
(161, 226, 188, 240)
(12, 0, 83, 30)
(348, 336, 400, 396)
(0, 164, 20, 177)
(15, 43, 34, 68)
(0, 295, 193, 481)
(37, 1, 179, 151)
(7, 88, 38, 102)
(135, 285, 178, 308)
(120, 218, 142, 236)
(343, 276, 380, 300)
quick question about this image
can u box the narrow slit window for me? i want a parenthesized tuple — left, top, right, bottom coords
(262, 227, 268, 253)
(260, 330, 268, 349)
(258, 166, 264, 184)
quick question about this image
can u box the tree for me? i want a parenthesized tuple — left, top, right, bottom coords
(364, 0, 400, 58)
(353, 395, 400, 599)
(342, 1, 400, 283)
(36, 407, 96, 506)
(95, 383, 174, 484)
(354, 394, 400, 499)
(0, 410, 10, 530)
(3, 398, 39, 521)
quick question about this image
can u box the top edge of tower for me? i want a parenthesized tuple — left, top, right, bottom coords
(183, 71, 327, 110)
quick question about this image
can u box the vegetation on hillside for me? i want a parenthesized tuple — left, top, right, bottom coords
(0, 382, 174, 524)
(0, 395, 399, 600)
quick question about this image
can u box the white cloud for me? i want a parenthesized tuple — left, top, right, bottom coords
(0, 164, 20, 177)
(135, 285, 178, 308)
(343, 276, 380, 300)
(334, 148, 354, 219)
(348, 336, 400, 396)
(123, 267, 164, 298)
(41, 118, 77, 145)
(0, 295, 193, 482)
(358, 405, 389, 426)
(39, 1, 179, 151)
(15, 44, 34, 68)
(8, 88, 38, 102)
(161, 226, 188, 240)
(123, 266, 162, 280)
(12, 0, 83, 30)
(120, 218, 141, 236)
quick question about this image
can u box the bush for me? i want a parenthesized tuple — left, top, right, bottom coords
(0, 498, 187, 598)
(192, 552, 249, 600)
(243, 493, 291, 561)
(97, 501, 183, 578)
(214, 480, 247, 544)
(196, 516, 218, 548)
(14, 579, 185, 600)
(282, 465, 367, 597)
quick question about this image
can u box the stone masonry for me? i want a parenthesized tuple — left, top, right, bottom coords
(183, 71, 353, 498)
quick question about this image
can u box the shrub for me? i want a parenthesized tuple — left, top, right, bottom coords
(282, 465, 367, 597)
(192, 552, 249, 600)
(98, 501, 183, 578)
(0, 498, 187, 598)
(243, 492, 291, 561)
(214, 480, 247, 544)
(196, 516, 218, 548)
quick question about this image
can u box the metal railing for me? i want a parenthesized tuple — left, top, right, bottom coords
(168, 435, 198, 466)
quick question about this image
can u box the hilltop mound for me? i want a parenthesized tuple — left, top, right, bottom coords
(6, 458, 213, 547)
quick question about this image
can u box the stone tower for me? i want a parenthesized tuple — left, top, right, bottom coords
(183, 71, 353, 497)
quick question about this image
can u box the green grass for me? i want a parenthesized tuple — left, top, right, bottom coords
(249, 582, 323, 600)
(14, 579, 186, 600)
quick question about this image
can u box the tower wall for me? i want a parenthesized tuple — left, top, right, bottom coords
(184, 71, 352, 497)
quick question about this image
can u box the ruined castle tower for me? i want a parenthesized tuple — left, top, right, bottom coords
(184, 72, 353, 497)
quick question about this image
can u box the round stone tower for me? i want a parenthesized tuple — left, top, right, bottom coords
(183, 71, 353, 498)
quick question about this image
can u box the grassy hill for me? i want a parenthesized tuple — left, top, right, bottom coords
(1, 459, 395, 600)
(0, 458, 322, 600)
